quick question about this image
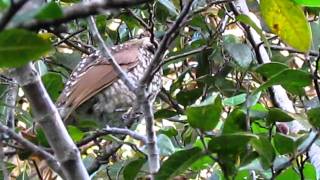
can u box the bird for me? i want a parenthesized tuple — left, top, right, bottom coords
(56, 37, 162, 127)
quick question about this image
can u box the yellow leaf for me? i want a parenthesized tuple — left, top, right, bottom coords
(260, 0, 311, 52)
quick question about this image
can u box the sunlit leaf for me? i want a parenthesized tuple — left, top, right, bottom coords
(260, 0, 311, 52)
(0, 29, 52, 68)
(187, 95, 222, 131)
(293, 0, 320, 7)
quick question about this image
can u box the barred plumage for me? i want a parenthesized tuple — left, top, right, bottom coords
(56, 37, 162, 127)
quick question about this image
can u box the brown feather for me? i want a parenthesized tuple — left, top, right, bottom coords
(56, 38, 150, 119)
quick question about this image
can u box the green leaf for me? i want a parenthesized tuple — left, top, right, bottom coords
(293, 0, 320, 7)
(41, 72, 64, 101)
(187, 95, 222, 131)
(222, 109, 247, 134)
(251, 136, 275, 167)
(158, 126, 178, 137)
(36, 128, 50, 147)
(223, 93, 246, 106)
(303, 162, 317, 180)
(158, 0, 178, 16)
(254, 69, 312, 95)
(0, 0, 10, 10)
(235, 170, 250, 180)
(0, 162, 15, 178)
(260, 0, 311, 52)
(276, 167, 299, 180)
(155, 147, 203, 180)
(267, 108, 294, 125)
(0, 29, 52, 68)
(307, 107, 320, 128)
(155, 2, 170, 23)
(273, 133, 296, 155)
(176, 88, 203, 107)
(52, 51, 82, 70)
(208, 132, 258, 153)
(236, 14, 271, 55)
(157, 134, 175, 156)
(190, 156, 214, 171)
(154, 109, 179, 119)
(35, 1, 63, 20)
(123, 158, 146, 180)
(255, 62, 289, 78)
(225, 43, 253, 69)
(67, 125, 85, 142)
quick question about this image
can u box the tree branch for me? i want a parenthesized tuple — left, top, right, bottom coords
(0, 123, 63, 178)
(19, 0, 152, 30)
(11, 63, 89, 180)
(0, 0, 29, 30)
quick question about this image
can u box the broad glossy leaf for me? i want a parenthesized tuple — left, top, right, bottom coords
(260, 0, 311, 52)
(159, 0, 178, 16)
(159, 126, 178, 137)
(273, 133, 296, 155)
(251, 136, 275, 167)
(187, 95, 222, 131)
(42, 72, 64, 101)
(67, 125, 84, 142)
(276, 167, 299, 180)
(294, 0, 320, 7)
(307, 107, 320, 128)
(157, 134, 175, 156)
(303, 163, 317, 180)
(123, 158, 146, 180)
(0, 0, 10, 10)
(255, 62, 288, 78)
(154, 109, 179, 119)
(190, 156, 214, 171)
(254, 69, 312, 94)
(176, 88, 203, 107)
(222, 109, 247, 134)
(35, 1, 63, 20)
(267, 108, 294, 125)
(0, 29, 52, 68)
(223, 93, 246, 106)
(225, 43, 253, 69)
(155, 147, 203, 180)
(208, 133, 258, 153)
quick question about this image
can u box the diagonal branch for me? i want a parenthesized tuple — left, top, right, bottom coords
(0, 123, 63, 178)
(0, 0, 29, 30)
(11, 63, 90, 180)
(19, 0, 152, 30)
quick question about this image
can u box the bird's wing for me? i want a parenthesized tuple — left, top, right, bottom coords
(56, 38, 149, 119)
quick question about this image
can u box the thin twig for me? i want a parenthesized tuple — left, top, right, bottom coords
(19, 0, 152, 30)
(0, 0, 29, 30)
(104, 126, 147, 144)
(87, 16, 136, 91)
(48, 29, 91, 55)
(54, 28, 87, 46)
(140, 0, 195, 85)
(0, 123, 64, 178)
(162, 45, 210, 66)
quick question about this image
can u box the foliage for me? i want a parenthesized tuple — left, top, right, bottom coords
(1, 0, 320, 179)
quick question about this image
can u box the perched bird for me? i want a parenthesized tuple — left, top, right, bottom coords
(56, 37, 162, 127)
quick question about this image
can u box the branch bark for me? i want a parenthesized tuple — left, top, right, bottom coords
(19, 0, 152, 30)
(0, 123, 63, 178)
(11, 63, 89, 180)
